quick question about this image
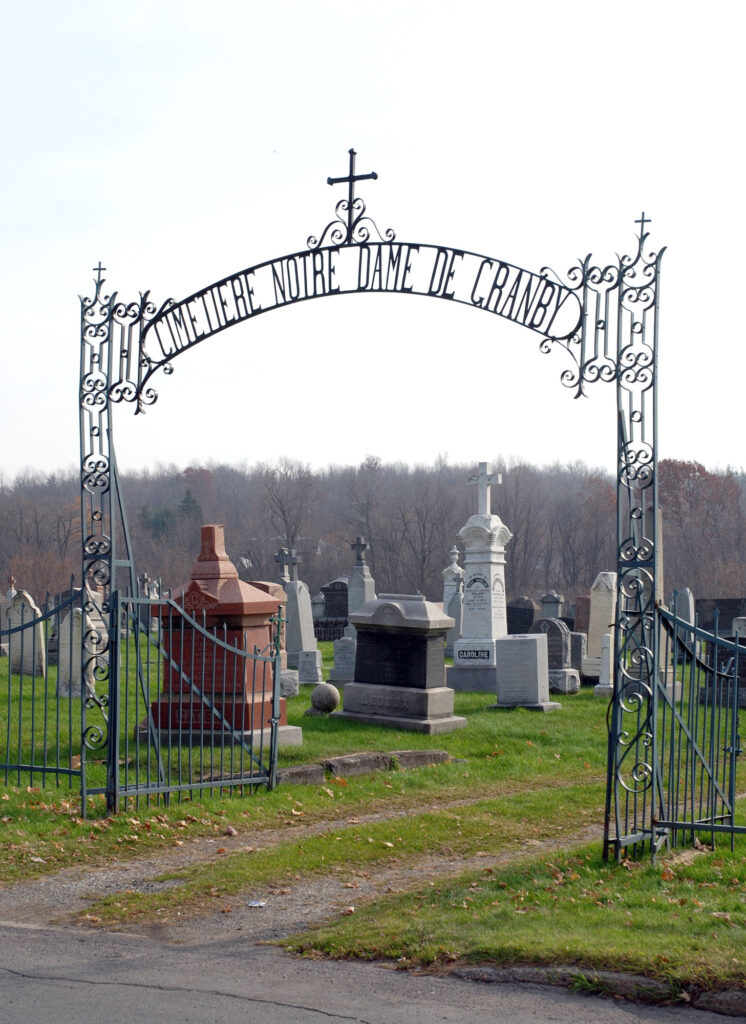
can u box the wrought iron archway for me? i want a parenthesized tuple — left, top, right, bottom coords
(79, 149, 664, 852)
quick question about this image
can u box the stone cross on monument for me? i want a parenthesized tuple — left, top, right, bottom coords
(468, 462, 502, 516)
(351, 536, 369, 565)
(275, 547, 295, 582)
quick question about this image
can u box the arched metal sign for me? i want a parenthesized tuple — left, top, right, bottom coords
(79, 149, 664, 854)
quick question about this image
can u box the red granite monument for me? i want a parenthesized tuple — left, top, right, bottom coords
(150, 524, 291, 738)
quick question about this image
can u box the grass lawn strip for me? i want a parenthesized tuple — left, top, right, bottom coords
(285, 838, 746, 994)
(76, 783, 604, 927)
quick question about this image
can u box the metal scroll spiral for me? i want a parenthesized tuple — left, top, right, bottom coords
(538, 225, 664, 400)
(307, 198, 396, 250)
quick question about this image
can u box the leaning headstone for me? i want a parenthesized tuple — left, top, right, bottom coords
(530, 617, 579, 694)
(594, 633, 614, 697)
(448, 463, 512, 692)
(6, 590, 45, 677)
(506, 596, 540, 635)
(442, 546, 464, 657)
(492, 634, 561, 712)
(335, 594, 465, 733)
(582, 572, 617, 680)
(540, 590, 564, 620)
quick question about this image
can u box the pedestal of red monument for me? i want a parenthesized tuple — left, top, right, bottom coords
(146, 524, 302, 746)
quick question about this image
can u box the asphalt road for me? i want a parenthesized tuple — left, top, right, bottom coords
(0, 918, 729, 1024)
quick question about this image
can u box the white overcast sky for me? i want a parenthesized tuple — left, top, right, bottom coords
(0, 0, 743, 481)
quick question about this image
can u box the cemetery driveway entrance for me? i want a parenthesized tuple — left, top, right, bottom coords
(68, 150, 745, 855)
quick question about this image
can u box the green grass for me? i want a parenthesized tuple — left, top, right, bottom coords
(285, 839, 746, 991)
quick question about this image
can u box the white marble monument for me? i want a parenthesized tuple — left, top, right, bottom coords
(582, 571, 617, 680)
(7, 590, 45, 677)
(442, 545, 464, 658)
(448, 463, 512, 692)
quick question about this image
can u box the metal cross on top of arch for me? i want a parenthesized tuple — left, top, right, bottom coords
(79, 150, 666, 854)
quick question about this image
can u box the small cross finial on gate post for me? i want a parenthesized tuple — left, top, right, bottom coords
(635, 212, 651, 239)
(93, 261, 106, 284)
(327, 149, 378, 244)
(351, 536, 368, 565)
(468, 462, 502, 517)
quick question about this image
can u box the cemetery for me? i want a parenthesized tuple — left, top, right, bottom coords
(2, 151, 746, 1010)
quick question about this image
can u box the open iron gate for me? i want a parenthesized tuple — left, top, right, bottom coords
(1, 583, 282, 814)
(605, 600, 745, 860)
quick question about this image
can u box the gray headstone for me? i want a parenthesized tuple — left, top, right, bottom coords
(329, 635, 356, 683)
(297, 649, 323, 683)
(540, 590, 564, 619)
(284, 579, 318, 668)
(493, 634, 561, 711)
(570, 632, 587, 674)
(530, 617, 571, 669)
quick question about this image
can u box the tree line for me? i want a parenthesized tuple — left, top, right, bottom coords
(0, 457, 743, 609)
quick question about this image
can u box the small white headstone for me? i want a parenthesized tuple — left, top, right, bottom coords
(583, 572, 617, 680)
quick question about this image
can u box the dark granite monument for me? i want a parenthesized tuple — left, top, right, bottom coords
(507, 596, 540, 635)
(333, 593, 466, 733)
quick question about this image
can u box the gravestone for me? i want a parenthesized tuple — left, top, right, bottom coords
(594, 633, 613, 697)
(250, 578, 298, 695)
(6, 590, 45, 676)
(540, 590, 564, 620)
(530, 617, 580, 694)
(574, 595, 591, 636)
(311, 593, 325, 621)
(671, 588, 695, 643)
(321, 577, 349, 619)
(348, 536, 376, 617)
(328, 634, 356, 684)
(57, 607, 87, 697)
(582, 572, 617, 680)
(448, 463, 512, 692)
(492, 634, 561, 711)
(570, 632, 587, 676)
(507, 596, 540, 635)
(334, 594, 465, 733)
(147, 526, 302, 746)
(278, 546, 322, 680)
(442, 545, 464, 657)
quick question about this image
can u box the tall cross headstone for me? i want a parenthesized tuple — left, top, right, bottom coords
(448, 462, 512, 693)
(468, 462, 502, 516)
(274, 547, 292, 583)
(351, 536, 369, 565)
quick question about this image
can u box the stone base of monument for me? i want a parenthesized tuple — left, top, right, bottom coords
(593, 682, 613, 698)
(489, 635, 561, 712)
(334, 683, 466, 734)
(447, 638, 498, 692)
(137, 720, 303, 747)
(548, 668, 580, 695)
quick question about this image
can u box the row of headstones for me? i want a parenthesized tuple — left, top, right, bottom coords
(1, 587, 106, 697)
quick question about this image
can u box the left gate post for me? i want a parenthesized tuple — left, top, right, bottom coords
(79, 264, 115, 809)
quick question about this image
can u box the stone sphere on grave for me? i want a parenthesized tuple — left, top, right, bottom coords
(309, 682, 340, 714)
